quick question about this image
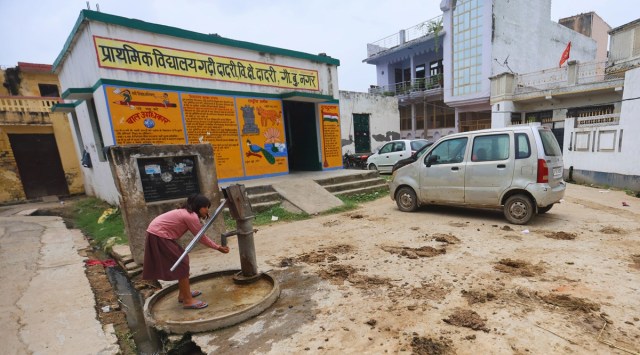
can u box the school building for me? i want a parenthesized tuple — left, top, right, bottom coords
(53, 10, 343, 205)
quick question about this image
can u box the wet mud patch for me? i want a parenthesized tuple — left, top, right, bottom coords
(318, 264, 392, 289)
(540, 293, 601, 312)
(500, 225, 514, 231)
(443, 309, 490, 332)
(296, 244, 354, 264)
(408, 281, 453, 301)
(410, 336, 455, 355)
(433, 233, 461, 244)
(494, 258, 545, 277)
(461, 289, 497, 305)
(544, 231, 577, 240)
(381, 245, 446, 259)
(348, 213, 365, 219)
(629, 254, 640, 270)
(600, 225, 626, 234)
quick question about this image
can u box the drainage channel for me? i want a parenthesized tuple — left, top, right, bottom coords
(104, 266, 163, 354)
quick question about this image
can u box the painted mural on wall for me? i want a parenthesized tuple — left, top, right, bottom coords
(104, 85, 289, 181)
(106, 87, 185, 144)
(319, 104, 342, 169)
(95, 37, 319, 90)
(236, 98, 288, 177)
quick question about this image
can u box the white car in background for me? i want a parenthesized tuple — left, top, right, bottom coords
(367, 139, 430, 173)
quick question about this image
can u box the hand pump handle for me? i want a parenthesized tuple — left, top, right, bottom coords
(170, 199, 227, 272)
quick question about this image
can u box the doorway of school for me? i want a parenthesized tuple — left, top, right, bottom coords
(283, 101, 321, 171)
(8, 133, 70, 199)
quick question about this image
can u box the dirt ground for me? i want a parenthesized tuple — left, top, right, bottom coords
(177, 183, 640, 354)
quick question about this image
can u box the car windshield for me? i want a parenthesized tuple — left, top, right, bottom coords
(410, 140, 429, 151)
(414, 142, 434, 158)
(538, 129, 562, 156)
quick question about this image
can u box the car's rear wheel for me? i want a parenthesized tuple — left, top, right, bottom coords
(368, 163, 377, 171)
(538, 204, 553, 214)
(395, 187, 418, 212)
(504, 194, 534, 224)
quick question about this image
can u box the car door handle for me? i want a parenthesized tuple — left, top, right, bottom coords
(497, 164, 506, 168)
(451, 167, 459, 171)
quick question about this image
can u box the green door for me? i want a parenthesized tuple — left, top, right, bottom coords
(353, 114, 370, 153)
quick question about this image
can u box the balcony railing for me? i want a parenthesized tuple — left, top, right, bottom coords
(367, 15, 443, 57)
(575, 113, 620, 128)
(369, 75, 443, 96)
(0, 96, 60, 113)
(515, 61, 622, 94)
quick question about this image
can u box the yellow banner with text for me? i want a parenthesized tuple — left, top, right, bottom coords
(95, 37, 319, 91)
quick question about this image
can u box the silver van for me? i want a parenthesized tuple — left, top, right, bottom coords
(389, 125, 565, 224)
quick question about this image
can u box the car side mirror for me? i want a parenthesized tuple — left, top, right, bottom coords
(426, 155, 438, 167)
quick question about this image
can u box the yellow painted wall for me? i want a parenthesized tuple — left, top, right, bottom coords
(19, 72, 60, 97)
(0, 65, 84, 203)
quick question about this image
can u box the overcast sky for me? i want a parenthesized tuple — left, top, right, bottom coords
(0, 0, 637, 92)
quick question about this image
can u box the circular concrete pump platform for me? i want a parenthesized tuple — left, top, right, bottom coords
(144, 270, 280, 334)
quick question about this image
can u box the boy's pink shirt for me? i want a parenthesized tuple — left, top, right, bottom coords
(146, 208, 220, 249)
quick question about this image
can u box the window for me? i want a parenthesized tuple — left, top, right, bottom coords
(515, 133, 531, 159)
(379, 142, 395, 154)
(426, 137, 468, 165)
(394, 142, 406, 152)
(38, 84, 60, 97)
(400, 106, 412, 130)
(566, 105, 614, 118)
(539, 130, 562, 156)
(87, 99, 107, 161)
(429, 60, 443, 76)
(471, 134, 509, 162)
(452, 0, 483, 96)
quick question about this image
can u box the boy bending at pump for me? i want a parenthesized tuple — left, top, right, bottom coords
(142, 193, 230, 309)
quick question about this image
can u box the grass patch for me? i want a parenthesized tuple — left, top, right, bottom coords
(224, 204, 310, 228)
(324, 187, 389, 214)
(71, 198, 126, 248)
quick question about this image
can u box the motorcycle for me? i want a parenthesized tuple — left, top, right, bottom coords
(343, 152, 372, 170)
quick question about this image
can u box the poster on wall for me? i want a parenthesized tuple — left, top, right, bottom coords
(105, 86, 185, 144)
(182, 94, 244, 180)
(319, 104, 342, 169)
(235, 98, 288, 177)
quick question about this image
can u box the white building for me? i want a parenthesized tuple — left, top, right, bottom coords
(439, 0, 599, 131)
(490, 18, 640, 190)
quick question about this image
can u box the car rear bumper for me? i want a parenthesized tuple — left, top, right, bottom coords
(527, 181, 566, 207)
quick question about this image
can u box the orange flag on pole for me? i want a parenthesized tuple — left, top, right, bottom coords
(559, 41, 571, 67)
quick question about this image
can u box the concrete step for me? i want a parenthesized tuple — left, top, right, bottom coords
(334, 183, 390, 197)
(314, 171, 380, 186)
(251, 201, 281, 212)
(248, 191, 282, 204)
(321, 178, 388, 194)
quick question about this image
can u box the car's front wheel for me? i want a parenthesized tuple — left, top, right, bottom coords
(504, 194, 534, 225)
(368, 163, 378, 171)
(395, 187, 418, 212)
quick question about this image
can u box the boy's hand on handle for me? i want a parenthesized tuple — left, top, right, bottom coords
(218, 246, 230, 254)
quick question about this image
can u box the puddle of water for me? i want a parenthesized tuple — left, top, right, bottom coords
(106, 267, 163, 354)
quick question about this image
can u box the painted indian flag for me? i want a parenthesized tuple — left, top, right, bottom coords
(323, 114, 339, 123)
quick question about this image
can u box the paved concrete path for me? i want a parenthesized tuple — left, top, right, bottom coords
(0, 215, 119, 354)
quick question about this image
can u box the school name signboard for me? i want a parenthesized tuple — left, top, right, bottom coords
(94, 36, 320, 91)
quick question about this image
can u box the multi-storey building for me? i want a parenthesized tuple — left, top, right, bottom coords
(491, 17, 640, 190)
(364, 15, 452, 143)
(0, 62, 83, 203)
(364, 0, 603, 142)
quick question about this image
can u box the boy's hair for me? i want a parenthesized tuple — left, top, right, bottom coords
(182, 193, 211, 214)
